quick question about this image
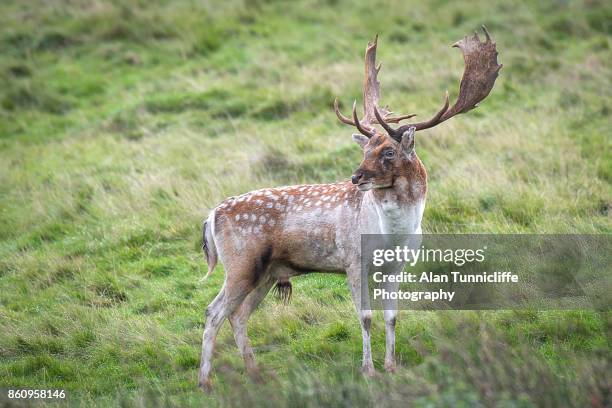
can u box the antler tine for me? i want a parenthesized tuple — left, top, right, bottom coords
(333, 98, 355, 126)
(352, 100, 375, 138)
(336, 97, 416, 129)
(374, 105, 400, 140)
(482, 24, 492, 42)
(383, 113, 417, 123)
(395, 91, 450, 134)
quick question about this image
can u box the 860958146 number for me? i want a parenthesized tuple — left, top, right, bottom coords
(7, 389, 66, 399)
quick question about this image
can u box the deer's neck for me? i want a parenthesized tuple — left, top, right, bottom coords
(361, 158, 427, 234)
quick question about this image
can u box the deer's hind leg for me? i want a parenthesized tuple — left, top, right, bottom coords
(228, 274, 275, 378)
(228, 263, 297, 379)
(199, 251, 270, 391)
(198, 281, 251, 391)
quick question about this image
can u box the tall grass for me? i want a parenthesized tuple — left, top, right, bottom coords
(0, 0, 610, 406)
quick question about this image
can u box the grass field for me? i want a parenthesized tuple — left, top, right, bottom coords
(0, 0, 610, 406)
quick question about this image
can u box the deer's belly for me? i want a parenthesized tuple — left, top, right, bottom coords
(281, 238, 347, 273)
(276, 215, 356, 272)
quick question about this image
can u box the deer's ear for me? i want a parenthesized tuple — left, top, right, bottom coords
(352, 134, 369, 149)
(400, 127, 415, 156)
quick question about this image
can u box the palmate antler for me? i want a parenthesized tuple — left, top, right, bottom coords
(334, 35, 416, 138)
(336, 26, 502, 141)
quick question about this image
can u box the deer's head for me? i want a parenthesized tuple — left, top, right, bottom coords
(349, 126, 416, 191)
(334, 27, 502, 191)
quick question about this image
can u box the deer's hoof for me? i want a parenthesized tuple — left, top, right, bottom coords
(361, 365, 377, 378)
(198, 378, 213, 393)
(384, 362, 398, 374)
(247, 367, 265, 384)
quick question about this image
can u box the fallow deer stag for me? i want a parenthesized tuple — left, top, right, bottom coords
(199, 26, 501, 391)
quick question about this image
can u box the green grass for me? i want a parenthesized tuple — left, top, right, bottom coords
(0, 0, 610, 406)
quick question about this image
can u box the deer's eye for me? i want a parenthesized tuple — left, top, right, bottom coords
(384, 150, 396, 159)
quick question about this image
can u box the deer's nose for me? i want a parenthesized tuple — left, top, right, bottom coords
(351, 171, 363, 185)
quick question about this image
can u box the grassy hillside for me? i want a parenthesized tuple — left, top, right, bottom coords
(0, 0, 610, 406)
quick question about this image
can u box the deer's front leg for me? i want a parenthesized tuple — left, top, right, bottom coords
(381, 274, 399, 373)
(347, 266, 375, 377)
(383, 308, 398, 373)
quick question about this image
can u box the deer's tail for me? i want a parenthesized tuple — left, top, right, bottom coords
(202, 212, 218, 279)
